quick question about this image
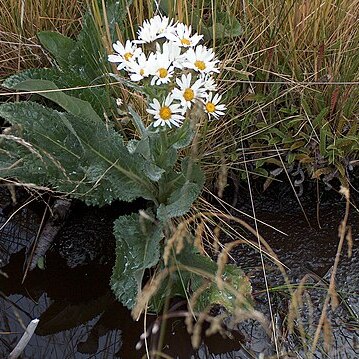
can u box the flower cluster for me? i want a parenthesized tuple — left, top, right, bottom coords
(108, 15, 226, 128)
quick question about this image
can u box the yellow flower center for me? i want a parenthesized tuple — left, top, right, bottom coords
(124, 52, 133, 61)
(159, 106, 172, 120)
(181, 38, 191, 46)
(206, 102, 216, 113)
(194, 60, 206, 71)
(183, 88, 194, 101)
(158, 68, 168, 78)
(140, 68, 145, 75)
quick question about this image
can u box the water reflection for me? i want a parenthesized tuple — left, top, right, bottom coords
(1, 188, 358, 358)
(0, 191, 245, 359)
(0, 241, 244, 358)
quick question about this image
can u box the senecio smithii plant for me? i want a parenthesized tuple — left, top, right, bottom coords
(0, 13, 251, 316)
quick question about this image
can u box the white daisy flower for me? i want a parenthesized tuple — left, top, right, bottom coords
(135, 15, 176, 44)
(127, 52, 155, 82)
(200, 74, 217, 92)
(108, 40, 142, 70)
(166, 23, 203, 47)
(156, 41, 183, 68)
(182, 45, 220, 74)
(172, 73, 206, 112)
(147, 94, 185, 128)
(203, 92, 227, 119)
(149, 54, 174, 85)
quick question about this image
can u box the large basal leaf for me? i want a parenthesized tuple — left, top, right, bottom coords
(38, 11, 109, 81)
(38, 1, 128, 89)
(0, 102, 156, 205)
(111, 212, 163, 309)
(176, 245, 253, 313)
(204, 12, 242, 40)
(148, 242, 252, 314)
(4, 79, 102, 123)
(68, 12, 111, 82)
(37, 31, 76, 69)
(2, 68, 115, 118)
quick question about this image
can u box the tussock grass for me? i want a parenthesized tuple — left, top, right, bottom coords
(0, 0, 84, 76)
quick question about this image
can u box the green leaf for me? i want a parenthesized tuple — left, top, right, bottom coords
(129, 121, 195, 184)
(68, 12, 111, 81)
(37, 257, 45, 270)
(313, 107, 329, 127)
(7, 79, 102, 122)
(195, 264, 253, 313)
(168, 121, 194, 150)
(157, 158, 204, 221)
(102, 0, 130, 42)
(128, 106, 146, 137)
(253, 167, 269, 178)
(203, 12, 242, 40)
(2, 68, 115, 118)
(37, 31, 76, 68)
(127, 134, 166, 184)
(111, 213, 164, 309)
(175, 245, 253, 313)
(0, 102, 156, 205)
(157, 181, 201, 221)
(320, 122, 330, 157)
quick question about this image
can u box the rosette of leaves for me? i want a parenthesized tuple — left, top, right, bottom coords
(0, 1, 252, 315)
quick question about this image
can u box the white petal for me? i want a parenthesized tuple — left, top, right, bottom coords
(130, 74, 143, 82)
(113, 42, 124, 54)
(153, 119, 162, 127)
(116, 63, 126, 70)
(108, 54, 122, 63)
(153, 98, 161, 109)
(147, 109, 157, 115)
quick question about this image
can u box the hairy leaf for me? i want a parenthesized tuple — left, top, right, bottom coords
(102, 0, 130, 42)
(157, 181, 201, 220)
(176, 246, 253, 313)
(2, 68, 115, 118)
(169, 121, 194, 150)
(6, 79, 102, 123)
(157, 158, 204, 221)
(111, 213, 163, 309)
(0, 102, 156, 205)
(150, 243, 252, 314)
(37, 31, 76, 68)
(69, 12, 111, 82)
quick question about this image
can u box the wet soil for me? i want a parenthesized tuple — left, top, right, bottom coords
(0, 184, 358, 358)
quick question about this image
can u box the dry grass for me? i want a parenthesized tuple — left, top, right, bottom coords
(0, 0, 84, 77)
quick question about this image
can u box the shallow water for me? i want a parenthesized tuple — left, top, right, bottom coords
(229, 199, 359, 358)
(0, 188, 358, 358)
